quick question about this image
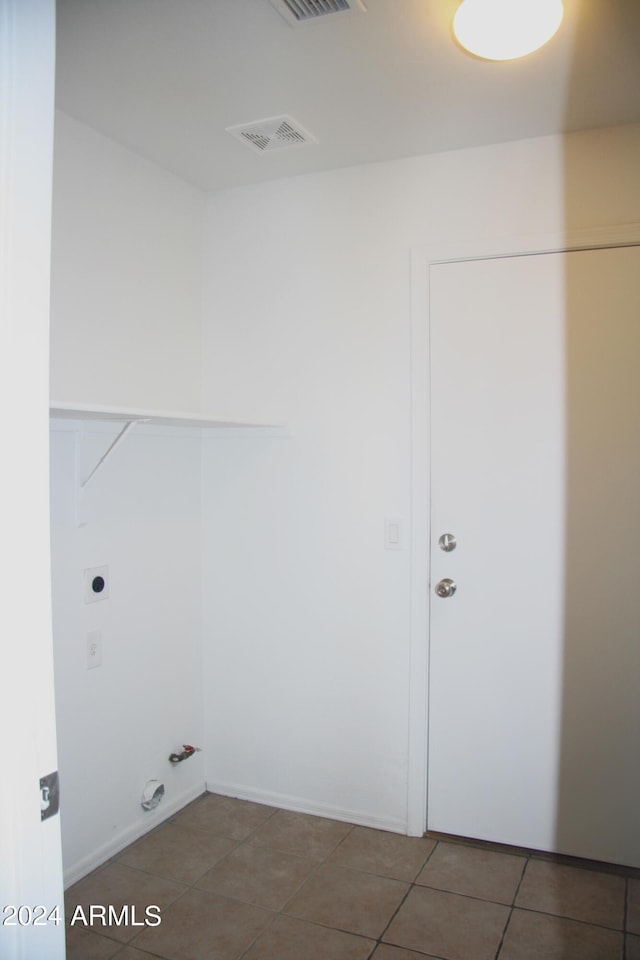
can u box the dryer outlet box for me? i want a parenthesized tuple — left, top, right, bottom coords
(84, 565, 109, 603)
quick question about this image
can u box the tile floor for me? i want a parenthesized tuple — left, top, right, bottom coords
(64, 792, 640, 960)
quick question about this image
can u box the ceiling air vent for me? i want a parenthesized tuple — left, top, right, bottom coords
(269, 0, 367, 27)
(226, 115, 316, 154)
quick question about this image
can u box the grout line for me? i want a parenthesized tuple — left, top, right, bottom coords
(495, 852, 530, 959)
(421, 836, 440, 869)
(374, 840, 440, 950)
(375, 881, 415, 947)
(623, 878, 628, 960)
(412, 882, 521, 911)
(236, 909, 280, 960)
(494, 908, 514, 960)
(103, 859, 193, 887)
(275, 821, 359, 915)
(113, 940, 166, 959)
(509, 903, 626, 933)
(271, 855, 326, 915)
(327, 822, 356, 857)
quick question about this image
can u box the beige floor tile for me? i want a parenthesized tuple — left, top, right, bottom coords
(499, 908, 623, 960)
(328, 825, 436, 882)
(250, 809, 353, 860)
(382, 885, 509, 960)
(170, 793, 276, 840)
(63, 796, 634, 960)
(284, 863, 409, 939)
(65, 924, 121, 959)
(415, 841, 526, 904)
(372, 945, 441, 960)
(195, 841, 317, 909)
(132, 887, 273, 960)
(116, 821, 237, 884)
(515, 859, 625, 929)
(629, 879, 640, 934)
(64, 862, 186, 943)
(243, 915, 376, 960)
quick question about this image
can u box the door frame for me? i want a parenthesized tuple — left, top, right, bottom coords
(0, 0, 65, 955)
(406, 222, 640, 837)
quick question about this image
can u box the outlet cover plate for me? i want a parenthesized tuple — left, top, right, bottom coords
(87, 630, 102, 669)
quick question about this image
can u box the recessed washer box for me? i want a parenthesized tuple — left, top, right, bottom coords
(84, 565, 109, 603)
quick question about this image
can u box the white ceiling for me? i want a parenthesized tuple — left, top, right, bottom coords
(55, 0, 640, 192)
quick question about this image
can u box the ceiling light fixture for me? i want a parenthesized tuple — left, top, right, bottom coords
(453, 0, 564, 61)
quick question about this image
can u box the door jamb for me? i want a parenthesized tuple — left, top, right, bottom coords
(407, 223, 640, 837)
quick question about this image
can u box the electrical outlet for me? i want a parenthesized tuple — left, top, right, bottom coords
(87, 630, 102, 669)
(85, 565, 109, 604)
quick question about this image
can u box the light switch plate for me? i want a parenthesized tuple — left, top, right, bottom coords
(384, 518, 403, 549)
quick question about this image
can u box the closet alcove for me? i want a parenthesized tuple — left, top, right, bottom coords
(49, 401, 285, 886)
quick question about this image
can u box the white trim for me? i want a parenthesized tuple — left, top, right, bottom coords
(406, 247, 430, 836)
(407, 223, 640, 837)
(206, 780, 407, 836)
(62, 782, 206, 888)
(0, 1, 66, 955)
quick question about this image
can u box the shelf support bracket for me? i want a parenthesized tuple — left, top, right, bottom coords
(80, 419, 149, 491)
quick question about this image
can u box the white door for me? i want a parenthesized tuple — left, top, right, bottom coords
(0, 1, 66, 957)
(427, 246, 640, 866)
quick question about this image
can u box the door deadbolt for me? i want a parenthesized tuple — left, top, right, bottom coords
(435, 578, 457, 598)
(438, 533, 457, 552)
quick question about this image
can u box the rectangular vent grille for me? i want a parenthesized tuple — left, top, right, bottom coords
(281, 0, 350, 20)
(226, 116, 316, 154)
(269, 0, 366, 26)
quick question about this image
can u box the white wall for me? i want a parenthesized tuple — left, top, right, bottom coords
(50, 111, 204, 413)
(50, 423, 205, 885)
(200, 124, 640, 832)
(49, 116, 207, 885)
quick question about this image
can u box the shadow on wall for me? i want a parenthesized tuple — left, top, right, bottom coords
(554, 244, 640, 866)
(554, 0, 640, 868)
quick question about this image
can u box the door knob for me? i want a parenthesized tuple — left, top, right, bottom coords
(435, 578, 457, 598)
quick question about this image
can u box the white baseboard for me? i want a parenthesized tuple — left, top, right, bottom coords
(63, 782, 206, 889)
(205, 779, 407, 836)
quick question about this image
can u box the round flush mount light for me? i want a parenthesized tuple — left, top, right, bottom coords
(453, 0, 564, 61)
